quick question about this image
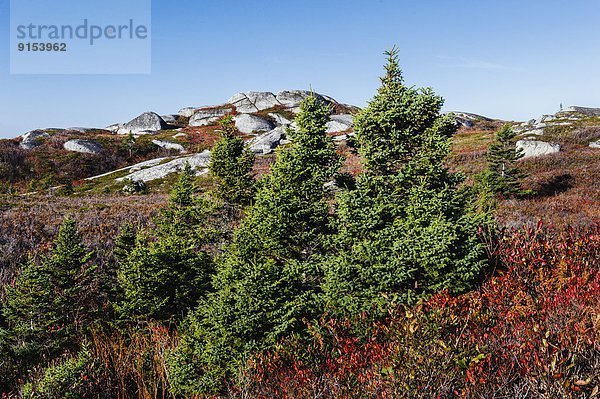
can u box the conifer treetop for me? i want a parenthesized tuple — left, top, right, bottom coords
(380, 46, 404, 88)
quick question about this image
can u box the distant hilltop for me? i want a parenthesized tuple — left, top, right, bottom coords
(5, 92, 600, 187)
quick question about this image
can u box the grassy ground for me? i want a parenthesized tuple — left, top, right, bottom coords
(446, 119, 599, 228)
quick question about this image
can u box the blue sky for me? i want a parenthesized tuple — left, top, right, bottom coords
(1, 0, 600, 138)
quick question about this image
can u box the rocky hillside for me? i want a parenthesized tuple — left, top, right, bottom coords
(0, 90, 359, 193)
(449, 106, 600, 227)
(1, 92, 598, 226)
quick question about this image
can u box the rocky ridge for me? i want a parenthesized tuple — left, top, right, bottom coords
(14, 88, 600, 185)
(513, 105, 600, 157)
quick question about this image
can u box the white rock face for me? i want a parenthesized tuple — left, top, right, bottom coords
(117, 151, 211, 183)
(117, 112, 168, 135)
(326, 121, 352, 133)
(63, 139, 103, 154)
(178, 107, 199, 118)
(105, 123, 121, 133)
(228, 92, 280, 113)
(447, 112, 493, 128)
(160, 114, 179, 124)
(563, 106, 600, 116)
(326, 114, 354, 133)
(330, 114, 354, 125)
(332, 132, 356, 142)
(269, 113, 292, 125)
(152, 140, 186, 153)
(20, 130, 51, 149)
(276, 90, 322, 109)
(234, 114, 275, 134)
(589, 140, 600, 149)
(249, 127, 285, 154)
(189, 107, 231, 127)
(516, 140, 560, 159)
(86, 157, 170, 181)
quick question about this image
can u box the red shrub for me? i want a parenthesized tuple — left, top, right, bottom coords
(233, 223, 600, 399)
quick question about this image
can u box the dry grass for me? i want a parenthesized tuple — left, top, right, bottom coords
(448, 122, 600, 228)
(0, 193, 166, 287)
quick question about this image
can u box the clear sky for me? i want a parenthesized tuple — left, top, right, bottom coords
(1, 0, 600, 138)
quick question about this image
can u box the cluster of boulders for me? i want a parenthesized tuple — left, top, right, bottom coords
(512, 106, 600, 158)
(54, 90, 354, 184)
(180, 90, 356, 155)
(18, 90, 358, 167)
(18, 90, 599, 185)
(19, 128, 108, 154)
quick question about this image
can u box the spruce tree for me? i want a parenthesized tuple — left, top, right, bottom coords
(481, 124, 525, 197)
(209, 115, 255, 206)
(117, 163, 214, 321)
(322, 48, 488, 315)
(113, 222, 137, 263)
(169, 95, 341, 394)
(2, 218, 97, 366)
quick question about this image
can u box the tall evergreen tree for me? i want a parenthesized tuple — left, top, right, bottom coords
(209, 115, 255, 206)
(321, 48, 488, 315)
(117, 164, 214, 321)
(169, 95, 341, 394)
(480, 124, 526, 197)
(2, 218, 98, 366)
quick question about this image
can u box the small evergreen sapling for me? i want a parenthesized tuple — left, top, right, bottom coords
(480, 124, 526, 197)
(209, 115, 255, 206)
(117, 163, 215, 321)
(3, 218, 98, 366)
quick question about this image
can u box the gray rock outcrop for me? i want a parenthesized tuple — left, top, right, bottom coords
(326, 114, 354, 133)
(152, 140, 186, 153)
(448, 112, 494, 128)
(104, 123, 121, 133)
(516, 140, 560, 159)
(589, 140, 600, 149)
(234, 114, 275, 134)
(160, 114, 180, 124)
(63, 139, 103, 154)
(116, 151, 211, 183)
(117, 112, 169, 135)
(276, 90, 329, 110)
(20, 130, 51, 149)
(228, 92, 280, 113)
(249, 127, 285, 154)
(178, 107, 199, 118)
(269, 113, 292, 125)
(562, 106, 600, 116)
(189, 107, 232, 127)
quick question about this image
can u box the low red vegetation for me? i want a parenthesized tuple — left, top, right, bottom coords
(448, 123, 600, 228)
(179, 126, 222, 151)
(235, 223, 600, 399)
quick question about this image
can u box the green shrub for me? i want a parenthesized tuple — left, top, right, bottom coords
(478, 124, 527, 197)
(321, 48, 489, 315)
(22, 349, 97, 399)
(3, 218, 99, 368)
(117, 164, 215, 321)
(169, 94, 341, 395)
(209, 115, 255, 206)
